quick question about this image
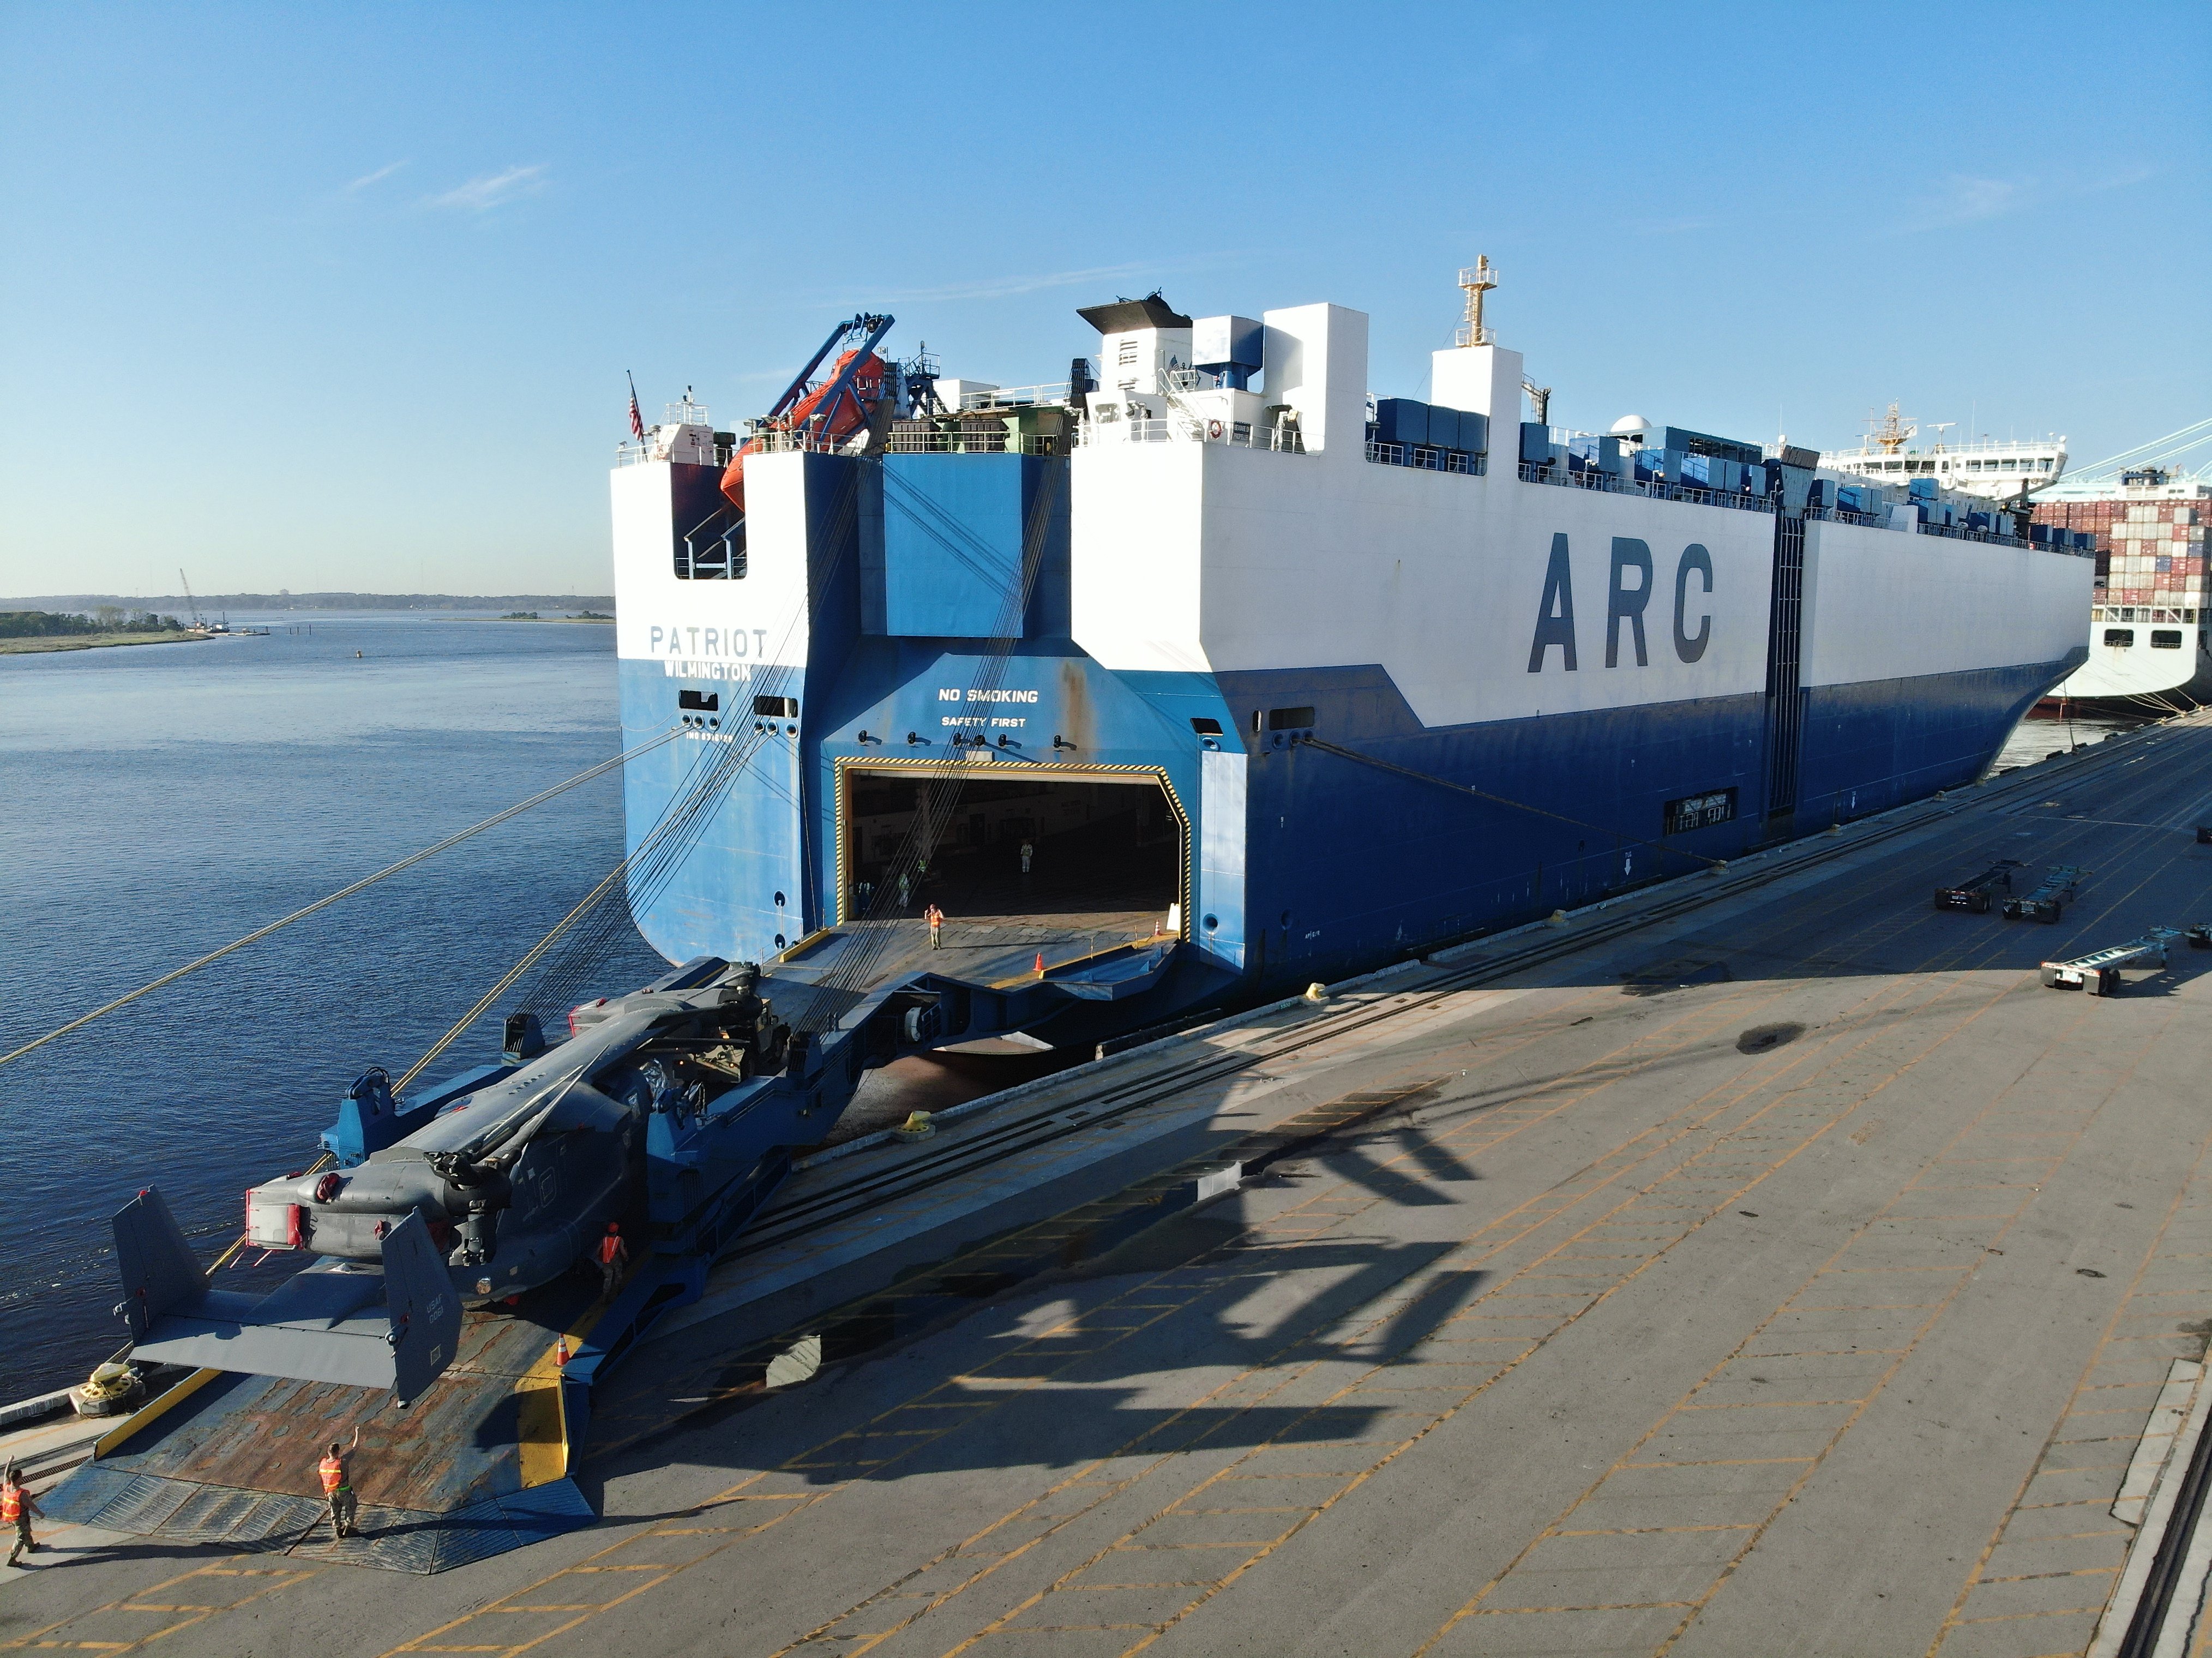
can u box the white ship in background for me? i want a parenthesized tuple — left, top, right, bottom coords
(2036, 462, 2212, 710)
(1822, 404, 2212, 713)
(1821, 404, 2067, 502)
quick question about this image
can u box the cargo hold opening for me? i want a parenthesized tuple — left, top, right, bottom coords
(843, 771, 1180, 927)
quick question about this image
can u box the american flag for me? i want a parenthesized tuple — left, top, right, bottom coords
(626, 370, 644, 440)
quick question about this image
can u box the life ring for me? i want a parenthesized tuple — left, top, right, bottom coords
(1206, 419, 1224, 440)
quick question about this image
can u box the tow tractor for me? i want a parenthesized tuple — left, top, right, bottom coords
(2039, 928, 2183, 995)
(1934, 860, 2024, 913)
(2003, 864, 2090, 923)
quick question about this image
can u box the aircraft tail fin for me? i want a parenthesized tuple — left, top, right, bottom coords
(381, 1212, 462, 1405)
(113, 1186, 207, 1341)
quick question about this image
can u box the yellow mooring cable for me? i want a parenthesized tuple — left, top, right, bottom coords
(0, 729, 680, 1074)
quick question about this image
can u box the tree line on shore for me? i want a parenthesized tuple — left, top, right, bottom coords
(0, 608, 188, 638)
(3, 592, 614, 612)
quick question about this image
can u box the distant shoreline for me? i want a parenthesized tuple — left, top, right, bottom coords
(0, 631, 219, 657)
(1, 593, 615, 613)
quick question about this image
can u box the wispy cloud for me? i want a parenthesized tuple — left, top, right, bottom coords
(1912, 173, 2021, 229)
(345, 160, 407, 193)
(874, 262, 1163, 304)
(1894, 165, 2155, 235)
(427, 164, 547, 212)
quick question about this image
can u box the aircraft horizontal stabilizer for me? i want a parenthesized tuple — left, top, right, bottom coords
(112, 1187, 461, 1403)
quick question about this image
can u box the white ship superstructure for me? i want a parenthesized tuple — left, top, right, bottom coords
(1821, 404, 2066, 502)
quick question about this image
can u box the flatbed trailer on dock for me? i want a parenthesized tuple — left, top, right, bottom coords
(16, 713, 2212, 1655)
(2040, 927, 2183, 994)
(2006, 862, 2091, 922)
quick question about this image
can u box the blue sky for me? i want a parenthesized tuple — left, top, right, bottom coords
(2, 3, 2204, 598)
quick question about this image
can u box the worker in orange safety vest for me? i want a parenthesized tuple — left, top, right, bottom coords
(3, 1463, 41, 1567)
(597, 1222, 629, 1299)
(316, 1424, 362, 1541)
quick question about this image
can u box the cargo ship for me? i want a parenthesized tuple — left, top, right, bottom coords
(1820, 403, 2068, 500)
(611, 267, 2094, 1039)
(32, 269, 2097, 1562)
(2036, 466, 2212, 710)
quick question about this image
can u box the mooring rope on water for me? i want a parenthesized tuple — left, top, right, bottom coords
(0, 728, 681, 1073)
(392, 860, 635, 1092)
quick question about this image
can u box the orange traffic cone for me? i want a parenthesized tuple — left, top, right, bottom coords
(1034, 952, 1045, 975)
(555, 1336, 569, 1368)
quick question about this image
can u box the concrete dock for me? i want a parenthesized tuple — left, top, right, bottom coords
(10, 714, 2212, 1656)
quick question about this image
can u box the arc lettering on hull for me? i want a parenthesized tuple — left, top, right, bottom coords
(1528, 535, 1717, 675)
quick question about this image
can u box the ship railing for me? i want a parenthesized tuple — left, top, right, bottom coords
(1913, 519, 2036, 550)
(1516, 461, 1777, 514)
(1163, 369, 1225, 393)
(887, 428, 1063, 456)
(614, 440, 736, 468)
(743, 428, 881, 458)
(959, 382, 1075, 411)
(1811, 505, 2033, 549)
(1078, 417, 1307, 454)
(2095, 604, 2200, 624)
(1367, 441, 1487, 476)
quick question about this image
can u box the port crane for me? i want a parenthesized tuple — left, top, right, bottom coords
(178, 568, 206, 631)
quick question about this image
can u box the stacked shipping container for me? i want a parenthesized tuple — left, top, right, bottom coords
(2036, 497, 2209, 616)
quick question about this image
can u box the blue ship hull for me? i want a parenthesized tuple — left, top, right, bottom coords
(612, 446, 2081, 1031)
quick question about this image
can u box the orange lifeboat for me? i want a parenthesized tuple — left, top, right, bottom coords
(719, 349, 887, 518)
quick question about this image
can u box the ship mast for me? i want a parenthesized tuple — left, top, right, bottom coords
(1866, 401, 1916, 455)
(1456, 256, 1497, 348)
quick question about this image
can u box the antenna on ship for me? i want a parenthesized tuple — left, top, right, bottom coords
(1866, 401, 1916, 454)
(1456, 256, 1497, 347)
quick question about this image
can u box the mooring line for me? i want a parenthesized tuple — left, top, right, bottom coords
(0, 730, 678, 1075)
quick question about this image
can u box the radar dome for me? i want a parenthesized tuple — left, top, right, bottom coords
(1610, 414, 1650, 437)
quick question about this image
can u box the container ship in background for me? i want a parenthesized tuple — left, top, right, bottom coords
(610, 265, 2093, 1052)
(2034, 466, 2212, 711)
(1818, 405, 2212, 714)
